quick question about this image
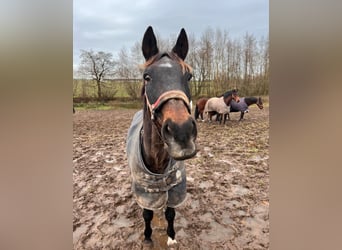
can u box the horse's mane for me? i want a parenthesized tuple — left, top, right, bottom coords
(221, 89, 238, 98)
(140, 52, 193, 97)
(244, 96, 258, 102)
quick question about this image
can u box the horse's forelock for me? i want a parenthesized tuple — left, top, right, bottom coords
(139, 52, 192, 74)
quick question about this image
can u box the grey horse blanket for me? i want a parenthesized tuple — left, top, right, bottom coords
(126, 110, 187, 210)
(230, 97, 249, 112)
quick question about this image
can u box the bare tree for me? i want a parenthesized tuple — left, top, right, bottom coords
(78, 50, 116, 100)
(121, 27, 269, 98)
(116, 46, 142, 99)
(212, 28, 230, 93)
(185, 33, 200, 96)
(197, 27, 214, 95)
(116, 47, 131, 78)
(256, 34, 269, 95)
(130, 41, 144, 78)
(261, 35, 269, 81)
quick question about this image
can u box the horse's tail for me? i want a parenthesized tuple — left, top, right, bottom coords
(194, 105, 199, 120)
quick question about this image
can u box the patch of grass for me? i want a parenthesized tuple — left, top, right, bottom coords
(74, 101, 142, 111)
(74, 103, 113, 111)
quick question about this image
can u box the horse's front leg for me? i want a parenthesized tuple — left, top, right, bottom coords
(223, 113, 228, 124)
(216, 113, 221, 123)
(165, 207, 177, 245)
(143, 208, 153, 244)
(239, 111, 244, 121)
(219, 114, 223, 124)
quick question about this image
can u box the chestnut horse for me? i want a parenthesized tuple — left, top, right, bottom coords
(194, 97, 208, 121)
(126, 27, 197, 246)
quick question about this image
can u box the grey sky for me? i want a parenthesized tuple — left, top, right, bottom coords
(73, 0, 269, 69)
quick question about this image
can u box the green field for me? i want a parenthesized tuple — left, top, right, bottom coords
(73, 79, 269, 110)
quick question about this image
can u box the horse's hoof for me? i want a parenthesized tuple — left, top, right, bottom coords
(167, 237, 178, 246)
(143, 238, 153, 246)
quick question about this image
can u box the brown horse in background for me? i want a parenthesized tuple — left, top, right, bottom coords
(194, 97, 208, 121)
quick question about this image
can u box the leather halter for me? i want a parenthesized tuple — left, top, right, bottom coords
(144, 89, 191, 120)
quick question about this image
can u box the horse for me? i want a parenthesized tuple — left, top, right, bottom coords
(229, 96, 263, 121)
(203, 89, 239, 124)
(126, 26, 197, 246)
(194, 97, 208, 121)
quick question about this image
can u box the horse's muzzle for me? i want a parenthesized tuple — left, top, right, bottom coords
(161, 117, 197, 160)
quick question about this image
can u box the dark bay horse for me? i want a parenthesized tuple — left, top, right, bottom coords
(126, 26, 197, 246)
(204, 89, 239, 124)
(229, 96, 263, 121)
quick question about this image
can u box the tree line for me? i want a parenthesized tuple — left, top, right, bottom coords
(74, 27, 269, 101)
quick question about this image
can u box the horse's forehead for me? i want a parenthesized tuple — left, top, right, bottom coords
(153, 57, 180, 70)
(156, 60, 173, 68)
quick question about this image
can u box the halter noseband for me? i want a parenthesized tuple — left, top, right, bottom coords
(144, 89, 191, 120)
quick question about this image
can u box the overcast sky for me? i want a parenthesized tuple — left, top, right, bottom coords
(73, 0, 269, 69)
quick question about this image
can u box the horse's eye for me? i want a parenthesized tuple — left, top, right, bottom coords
(143, 74, 151, 82)
(187, 73, 192, 81)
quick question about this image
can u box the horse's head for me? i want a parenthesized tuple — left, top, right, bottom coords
(223, 89, 240, 105)
(141, 26, 197, 160)
(233, 91, 240, 103)
(257, 97, 264, 109)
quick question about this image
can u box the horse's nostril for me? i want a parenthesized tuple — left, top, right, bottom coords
(162, 121, 173, 138)
(166, 124, 172, 133)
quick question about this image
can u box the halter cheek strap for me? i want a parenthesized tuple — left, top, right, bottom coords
(145, 90, 191, 120)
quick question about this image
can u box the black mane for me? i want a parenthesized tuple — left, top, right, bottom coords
(221, 89, 238, 98)
(244, 96, 258, 105)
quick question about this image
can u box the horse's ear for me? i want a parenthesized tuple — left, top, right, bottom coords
(172, 28, 188, 60)
(142, 26, 159, 60)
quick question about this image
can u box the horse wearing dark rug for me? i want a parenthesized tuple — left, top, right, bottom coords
(229, 96, 263, 121)
(126, 26, 197, 246)
(203, 89, 239, 124)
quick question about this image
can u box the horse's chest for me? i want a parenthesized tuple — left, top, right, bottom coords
(126, 110, 187, 210)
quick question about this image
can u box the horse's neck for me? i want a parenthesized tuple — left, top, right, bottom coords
(141, 109, 169, 174)
(224, 96, 233, 106)
(245, 97, 257, 106)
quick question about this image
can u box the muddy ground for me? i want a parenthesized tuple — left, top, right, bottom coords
(73, 105, 269, 249)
